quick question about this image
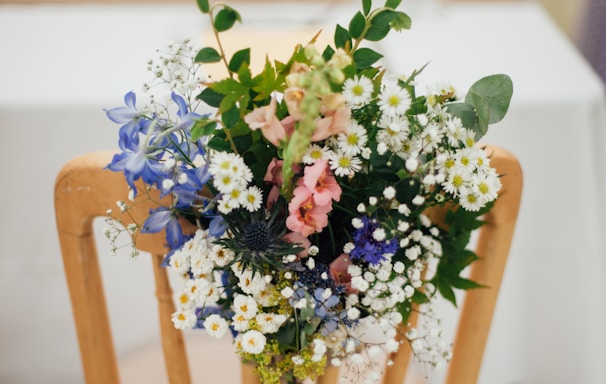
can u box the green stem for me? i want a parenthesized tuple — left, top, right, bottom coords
(351, 6, 391, 53)
(208, 3, 234, 79)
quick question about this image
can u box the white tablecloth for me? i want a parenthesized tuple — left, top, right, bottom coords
(1, 2, 605, 383)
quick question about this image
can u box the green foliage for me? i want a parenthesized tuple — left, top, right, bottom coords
(352, 47, 383, 69)
(194, 47, 222, 63)
(213, 6, 241, 32)
(465, 74, 513, 137)
(196, 0, 209, 13)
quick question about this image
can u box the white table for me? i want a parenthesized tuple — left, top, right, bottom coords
(1, 2, 605, 383)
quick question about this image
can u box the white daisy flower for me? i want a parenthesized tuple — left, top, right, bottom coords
(168, 250, 190, 275)
(242, 186, 263, 212)
(241, 330, 267, 354)
(342, 75, 373, 107)
(217, 196, 235, 214)
(378, 84, 411, 117)
(171, 308, 197, 330)
(442, 165, 471, 196)
(337, 120, 368, 156)
(329, 151, 362, 177)
(472, 170, 501, 203)
(203, 314, 228, 338)
(303, 144, 331, 164)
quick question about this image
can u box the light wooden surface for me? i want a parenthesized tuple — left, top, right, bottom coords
(54, 145, 522, 383)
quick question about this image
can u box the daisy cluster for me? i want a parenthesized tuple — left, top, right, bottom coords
(104, 1, 512, 383)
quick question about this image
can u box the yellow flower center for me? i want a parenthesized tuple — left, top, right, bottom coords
(352, 84, 364, 96)
(452, 175, 463, 187)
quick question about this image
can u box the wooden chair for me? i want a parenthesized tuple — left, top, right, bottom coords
(54, 145, 522, 384)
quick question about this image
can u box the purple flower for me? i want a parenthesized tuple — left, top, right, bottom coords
(141, 207, 185, 249)
(104, 91, 150, 151)
(350, 216, 398, 265)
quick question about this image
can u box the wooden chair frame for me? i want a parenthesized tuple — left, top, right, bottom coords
(54, 145, 522, 384)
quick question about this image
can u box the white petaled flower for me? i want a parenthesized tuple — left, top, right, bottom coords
(459, 189, 484, 211)
(255, 312, 287, 334)
(342, 75, 373, 107)
(243, 186, 263, 212)
(217, 196, 235, 214)
(210, 244, 235, 267)
(241, 330, 266, 354)
(233, 294, 259, 319)
(472, 170, 501, 203)
(442, 165, 470, 196)
(168, 249, 190, 275)
(383, 186, 396, 200)
(378, 84, 411, 117)
(171, 308, 197, 330)
(312, 339, 327, 362)
(337, 120, 368, 156)
(303, 144, 330, 164)
(237, 269, 266, 295)
(203, 314, 228, 338)
(329, 151, 362, 177)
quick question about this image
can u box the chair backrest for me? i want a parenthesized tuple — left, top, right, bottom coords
(54, 145, 522, 384)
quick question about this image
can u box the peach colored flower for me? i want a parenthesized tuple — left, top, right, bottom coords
(284, 87, 307, 121)
(286, 186, 331, 237)
(282, 232, 311, 259)
(244, 97, 286, 146)
(301, 159, 341, 206)
(329, 253, 355, 293)
(312, 105, 351, 142)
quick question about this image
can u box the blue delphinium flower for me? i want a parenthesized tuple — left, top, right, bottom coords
(106, 138, 163, 195)
(141, 207, 185, 249)
(350, 216, 398, 265)
(104, 91, 150, 151)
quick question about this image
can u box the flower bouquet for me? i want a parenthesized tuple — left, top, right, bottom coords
(104, 0, 512, 382)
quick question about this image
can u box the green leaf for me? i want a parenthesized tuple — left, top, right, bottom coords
(197, 87, 223, 108)
(252, 59, 281, 101)
(221, 106, 240, 129)
(353, 47, 383, 69)
(445, 102, 478, 132)
(365, 24, 390, 41)
(348, 11, 366, 39)
(190, 119, 217, 141)
(194, 47, 222, 63)
(228, 48, 251, 73)
(394, 177, 421, 205)
(196, 0, 209, 13)
(437, 281, 458, 307)
(214, 6, 241, 32)
(385, 0, 402, 9)
(334, 24, 351, 50)
(465, 74, 513, 138)
(362, 0, 372, 15)
(208, 135, 232, 152)
(391, 11, 412, 31)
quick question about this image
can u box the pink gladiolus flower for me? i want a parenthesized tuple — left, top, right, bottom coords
(244, 97, 286, 146)
(286, 186, 331, 237)
(329, 253, 354, 293)
(301, 159, 341, 206)
(282, 232, 311, 259)
(312, 105, 351, 142)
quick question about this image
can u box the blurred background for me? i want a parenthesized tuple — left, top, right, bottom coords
(1, 0, 605, 383)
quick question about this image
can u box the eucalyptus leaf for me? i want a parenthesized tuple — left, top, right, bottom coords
(465, 74, 513, 137)
(194, 47, 222, 63)
(445, 102, 478, 134)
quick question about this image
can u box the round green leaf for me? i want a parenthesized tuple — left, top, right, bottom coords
(194, 47, 222, 63)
